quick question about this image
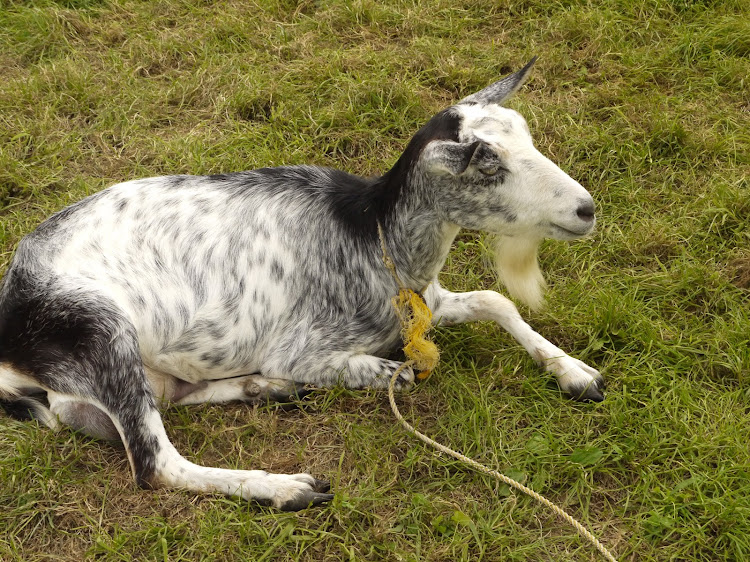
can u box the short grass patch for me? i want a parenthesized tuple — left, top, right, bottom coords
(1, 0, 749, 560)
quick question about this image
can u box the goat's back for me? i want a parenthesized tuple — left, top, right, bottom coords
(2, 166, 399, 380)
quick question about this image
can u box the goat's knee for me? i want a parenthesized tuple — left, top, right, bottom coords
(430, 288, 522, 325)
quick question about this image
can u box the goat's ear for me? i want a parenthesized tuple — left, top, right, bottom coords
(467, 141, 505, 176)
(458, 57, 537, 106)
(423, 140, 503, 177)
(422, 140, 479, 176)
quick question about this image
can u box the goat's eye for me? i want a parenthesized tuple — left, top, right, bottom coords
(480, 166, 500, 176)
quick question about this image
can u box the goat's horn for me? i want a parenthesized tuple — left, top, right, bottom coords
(458, 56, 538, 106)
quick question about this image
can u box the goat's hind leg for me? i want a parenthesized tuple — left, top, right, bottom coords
(70, 365, 331, 509)
(101, 363, 333, 507)
(129, 407, 333, 510)
(426, 284, 604, 401)
(2, 290, 332, 509)
(164, 374, 312, 406)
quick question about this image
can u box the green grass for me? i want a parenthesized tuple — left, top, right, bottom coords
(1, 0, 749, 560)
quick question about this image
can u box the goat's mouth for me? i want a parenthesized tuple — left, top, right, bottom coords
(548, 222, 595, 240)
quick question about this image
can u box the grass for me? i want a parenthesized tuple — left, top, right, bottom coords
(1, 0, 749, 560)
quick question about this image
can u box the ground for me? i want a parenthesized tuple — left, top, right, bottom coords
(1, 0, 749, 560)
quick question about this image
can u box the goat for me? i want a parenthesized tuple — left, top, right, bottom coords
(0, 58, 602, 510)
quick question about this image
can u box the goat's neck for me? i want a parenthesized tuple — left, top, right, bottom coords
(381, 205, 459, 292)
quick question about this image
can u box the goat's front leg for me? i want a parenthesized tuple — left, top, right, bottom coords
(426, 284, 604, 401)
(345, 355, 416, 390)
(263, 350, 415, 391)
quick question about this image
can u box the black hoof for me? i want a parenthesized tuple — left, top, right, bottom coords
(254, 382, 316, 410)
(311, 478, 331, 493)
(279, 487, 334, 511)
(267, 382, 314, 403)
(291, 383, 317, 401)
(569, 378, 605, 402)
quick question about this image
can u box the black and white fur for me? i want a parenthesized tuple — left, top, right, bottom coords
(0, 59, 602, 510)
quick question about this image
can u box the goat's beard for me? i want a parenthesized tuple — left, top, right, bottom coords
(489, 234, 547, 311)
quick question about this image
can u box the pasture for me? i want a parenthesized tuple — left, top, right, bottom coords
(0, 0, 748, 560)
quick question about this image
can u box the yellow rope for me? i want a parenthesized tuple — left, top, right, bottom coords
(377, 223, 439, 380)
(377, 223, 618, 562)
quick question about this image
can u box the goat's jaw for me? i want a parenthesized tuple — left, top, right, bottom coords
(546, 219, 597, 241)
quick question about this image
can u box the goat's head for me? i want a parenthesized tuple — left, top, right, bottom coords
(413, 58, 596, 309)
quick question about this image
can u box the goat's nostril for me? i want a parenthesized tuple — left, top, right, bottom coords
(576, 201, 596, 221)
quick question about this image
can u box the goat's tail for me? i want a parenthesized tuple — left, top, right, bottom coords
(0, 391, 61, 431)
(489, 234, 546, 310)
(0, 268, 60, 431)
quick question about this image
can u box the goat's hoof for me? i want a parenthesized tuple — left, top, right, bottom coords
(569, 376, 605, 402)
(243, 379, 314, 405)
(279, 479, 334, 511)
(393, 365, 415, 390)
(270, 381, 315, 402)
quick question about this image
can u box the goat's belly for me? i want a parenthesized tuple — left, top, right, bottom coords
(143, 348, 260, 384)
(133, 295, 290, 384)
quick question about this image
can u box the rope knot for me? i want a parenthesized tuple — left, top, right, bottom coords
(391, 288, 439, 379)
(377, 223, 439, 380)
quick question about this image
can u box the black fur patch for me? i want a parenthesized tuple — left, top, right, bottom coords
(325, 109, 462, 241)
(0, 394, 48, 421)
(0, 269, 161, 487)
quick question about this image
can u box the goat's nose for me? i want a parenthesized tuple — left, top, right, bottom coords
(576, 200, 596, 222)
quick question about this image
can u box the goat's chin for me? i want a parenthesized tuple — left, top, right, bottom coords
(489, 234, 546, 311)
(548, 223, 595, 241)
